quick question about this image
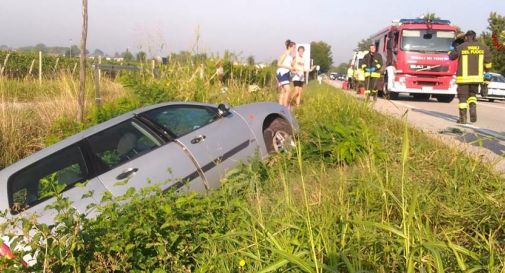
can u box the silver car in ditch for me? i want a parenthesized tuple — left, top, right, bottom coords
(0, 102, 297, 225)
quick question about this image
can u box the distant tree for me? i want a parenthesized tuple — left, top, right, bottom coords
(65, 45, 81, 57)
(34, 43, 48, 53)
(356, 38, 373, 51)
(0, 45, 9, 50)
(193, 53, 207, 63)
(333, 62, 349, 74)
(170, 51, 192, 64)
(481, 12, 505, 75)
(114, 52, 120, 58)
(420, 13, 440, 20)
(121, 50, 134, 62)
(93, 49, 105, 56)
(136, 51, 147, 62)
(247, 55, 255, 65)
(223, 50, 238, 62)
(310, 41, 333, 73)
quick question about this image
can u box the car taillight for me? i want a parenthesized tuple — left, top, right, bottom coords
(0, 242, 14, 259)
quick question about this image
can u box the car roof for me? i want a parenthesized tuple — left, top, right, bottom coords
(0, 101, 215, 173)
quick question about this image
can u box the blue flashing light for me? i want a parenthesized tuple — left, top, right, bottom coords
(399, 18, 451, 25)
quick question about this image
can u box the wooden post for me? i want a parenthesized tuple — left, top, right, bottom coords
(98, 55, 102, 82)
(27, 59, 35, 78)
(53, 57, 59, 74)
(94, 66, 101, 107)
(0, 53, 10, 77)
(151, 59, 155, 77)
(38, 51, 42, 84)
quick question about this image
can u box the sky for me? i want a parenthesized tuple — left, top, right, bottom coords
(0, 0, 504, 64)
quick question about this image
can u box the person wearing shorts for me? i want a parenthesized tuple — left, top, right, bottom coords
(291, 46, 306, 107)
(276, 40, 296, 107)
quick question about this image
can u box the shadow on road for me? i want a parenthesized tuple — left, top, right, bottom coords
(458, 132, 505, 157)
(411, 108, 458, 123)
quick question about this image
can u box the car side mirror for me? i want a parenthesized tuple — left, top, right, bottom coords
(217, 103, 231, 117)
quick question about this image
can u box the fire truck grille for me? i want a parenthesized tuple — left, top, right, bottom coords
(409, 65, 449, 72)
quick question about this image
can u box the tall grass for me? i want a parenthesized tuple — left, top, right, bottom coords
(0, 72, 125, 167)
(2, 77, 505, 272)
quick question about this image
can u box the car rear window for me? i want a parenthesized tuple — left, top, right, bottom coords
(8, 145, 89, 214)
(143, 105, 218, 138)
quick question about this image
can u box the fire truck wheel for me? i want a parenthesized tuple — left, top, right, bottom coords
(413, 94, 431, 100)
(435, 94, 455, 103)
(383, 83, 398, 100)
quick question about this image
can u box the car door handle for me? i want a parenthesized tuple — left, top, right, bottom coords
(191, 135, 206, 144)
(116, 168, 138, 180)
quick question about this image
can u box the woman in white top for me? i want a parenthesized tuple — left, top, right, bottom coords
(276, 40, 296, 107)
(291, 46, 314, 108)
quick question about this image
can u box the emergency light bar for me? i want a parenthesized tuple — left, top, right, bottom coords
(399, 18, 451, 25)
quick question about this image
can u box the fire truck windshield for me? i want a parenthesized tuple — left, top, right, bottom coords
(401, 29, 455, 53)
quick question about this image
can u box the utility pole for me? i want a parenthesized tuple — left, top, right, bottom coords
(78, 0, 88, 122)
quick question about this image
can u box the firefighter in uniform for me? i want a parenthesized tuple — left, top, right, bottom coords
(346, 65, 354, 89)
(360, 44, 383, 102)
(449, 30, 492, 124)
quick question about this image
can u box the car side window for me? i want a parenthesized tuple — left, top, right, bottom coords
(87, 120, 162, 173)
(143, 105, 219, 138)
(8, 145, 89, 214)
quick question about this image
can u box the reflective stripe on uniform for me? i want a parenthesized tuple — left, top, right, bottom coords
(459, 102, 468, 109)
(364, 72, 381, 78)
(456, 75, 484, 84)
(467, 96, 477, 104)
(478, 54, 483, 77)
(462, 55, 468, 78)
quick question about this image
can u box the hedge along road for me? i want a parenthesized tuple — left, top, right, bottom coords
(327, 79, 505, 173)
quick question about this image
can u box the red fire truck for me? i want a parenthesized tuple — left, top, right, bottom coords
(372, 19, 458, 102)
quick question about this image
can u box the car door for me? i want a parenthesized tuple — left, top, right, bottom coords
(141, 104, 255, 189)
(6, 143, 107, 225)
(86, 118, 205, 197)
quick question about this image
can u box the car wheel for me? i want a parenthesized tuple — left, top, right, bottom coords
(489, 99, 495, 102)
(263, 118, 295, 153)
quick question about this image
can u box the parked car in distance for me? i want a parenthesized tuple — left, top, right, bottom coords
(0, 102, 297, 228)
(479, 72, 505, 102)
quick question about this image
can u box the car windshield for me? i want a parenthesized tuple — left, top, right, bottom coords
(492, 75, 505, 83)
(401, 29, 455, 52)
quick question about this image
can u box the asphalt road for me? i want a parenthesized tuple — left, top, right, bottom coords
(327, 80, 505, 172)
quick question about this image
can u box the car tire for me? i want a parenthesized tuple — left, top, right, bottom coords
(435, 94, 455, 103)
(489, 99, 495, 102)
(263, 118, 295, 153)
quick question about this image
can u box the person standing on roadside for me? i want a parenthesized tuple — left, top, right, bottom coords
(346, 65, 354, 90)
(276, 40, 296, 107)
(360, 44, 383, 102)
(291, 46, 314, 108)
(449, 30, 492, 124)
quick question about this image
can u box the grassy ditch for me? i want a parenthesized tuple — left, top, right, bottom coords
(1, 83, 505, 272)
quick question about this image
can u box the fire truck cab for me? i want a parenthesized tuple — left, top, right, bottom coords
(372, 18, 458, 102)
